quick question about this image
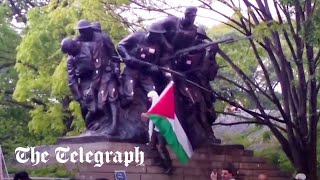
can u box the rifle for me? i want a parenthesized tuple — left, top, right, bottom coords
(112, 36, 234, 70)
(113, 37, 234, 64)
(111, 35, 250, 94)
(112, 37, 234, 79)
(112, 56, 186, 78)
(112, 56, 215, 95)
(159, 37, 234, 62)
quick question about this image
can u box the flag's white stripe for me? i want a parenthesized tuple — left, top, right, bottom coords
(168, 115, 193, 157)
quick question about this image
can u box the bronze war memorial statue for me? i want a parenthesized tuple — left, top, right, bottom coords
(60, 7, 224, 160)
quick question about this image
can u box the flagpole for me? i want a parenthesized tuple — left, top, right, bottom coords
(0, 145, 3, 180)
(0, 146, 4, 179)
(0, 145, 9, 180)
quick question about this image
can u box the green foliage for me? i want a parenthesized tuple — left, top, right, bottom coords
(0, 105, 43, 156)
(221, 124, 295, 173)
(29, 103, 66, 142)
(29, 165, 75, 178)
(68, 101, 85, 136)
(209, 23, 255, 98)
(304, 6, 320, 46)
(255, 147, 295, 173)
(252, 21, 285, 41)
(0, 5, 20, 90)
(223, 122, 320, 174)
(13, 0, 128, 141)
(280, 0, 294, 6)
(214, 100, 228, 113)
(8, 164, 76, 178)
(208, 22, 278, 109)
(51, 58, 69, 98)
(221, 126, 260, 148)
(262, 131, 272, 143)
(226, 134, 253, 148)
(3, 0, 49, 23)
(0, 4, 46, 158)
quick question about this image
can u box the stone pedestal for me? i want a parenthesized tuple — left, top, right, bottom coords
(57, 134, 148, 144)
(74, 142, 291, 180)
(12, 140, 291, 180)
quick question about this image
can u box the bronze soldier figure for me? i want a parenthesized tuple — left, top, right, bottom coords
(61, 38, 97, 129)
(157, 6, 198, 53)
(74, 19, 120, 135)
(157, 8, 222, 145)
(193, 27, 221, 144)
(196, 27, 219, 122)
(117, 23, 169, 107)
(92, 21, 102, 32)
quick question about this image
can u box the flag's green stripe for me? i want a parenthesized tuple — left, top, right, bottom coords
(148, 114, 189, 164)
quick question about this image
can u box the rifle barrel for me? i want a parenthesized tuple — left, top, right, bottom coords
(110, 35, 252, 96)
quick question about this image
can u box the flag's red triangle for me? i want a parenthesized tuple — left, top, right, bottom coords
(147, 81, 175, 119)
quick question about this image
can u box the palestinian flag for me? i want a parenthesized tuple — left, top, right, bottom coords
(146, 81, 193, 164)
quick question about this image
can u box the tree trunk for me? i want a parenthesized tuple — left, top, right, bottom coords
(306, 117, 318, 180)
(295, 145, 317, 180)
(307, 145, 318, 180)
(292, 121, 318, 179)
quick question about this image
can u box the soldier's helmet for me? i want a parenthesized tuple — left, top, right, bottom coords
(185, 6, 198, 14)
(197, 27, 210, 40)
(92, 21, 102, 31)
(147, 23, 166, 33)
(60, 37, 74, 53)
(75, 19, 92, 30)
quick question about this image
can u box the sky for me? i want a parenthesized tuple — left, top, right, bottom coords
(12, 0, 234, 32)
(123, 0, 236, 28)
(12, 0, 277, 30)
(123, 0, 278, 28)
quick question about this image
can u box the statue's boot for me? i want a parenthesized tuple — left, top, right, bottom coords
(204, 125, 221, 144)
(85, 111, 96, 130)
(205, 115, 221, 144)
(208, 131, 221, 144)
(206, 108, 217, 125)
(208, 132, 222, 144)
(198, 102, 221, 145)
(107, 102, 119, 135)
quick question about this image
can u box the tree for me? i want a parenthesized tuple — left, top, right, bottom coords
(1, 0, 49, 23)
(207, 22, 281, 110)
(213, 2, 320, 179)
(12, 0, 128, 142)
(108, 0, 320, 179)
(0, 4, 47, 158)
(0, 4, 20, 100)
(0, 105, 42, 156)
